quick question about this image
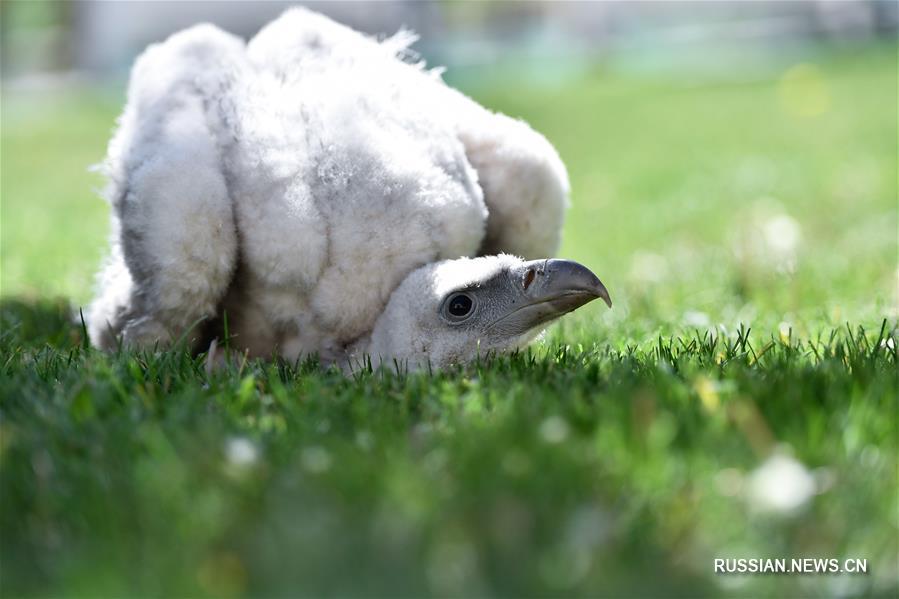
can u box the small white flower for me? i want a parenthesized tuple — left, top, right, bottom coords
(746, 451, 815, 515)
(225, 437, 258, 467)
(762, 214, 802, 273)
(763, 214, 801, 255)
(778, 321, 793, 344)
(731, 203, 804, 275)
(684, 310, 710, 328)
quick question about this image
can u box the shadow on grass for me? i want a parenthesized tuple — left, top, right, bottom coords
(0, 297, 84, 349)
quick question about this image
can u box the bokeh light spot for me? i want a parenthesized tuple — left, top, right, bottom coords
(778, 63, 831, 118)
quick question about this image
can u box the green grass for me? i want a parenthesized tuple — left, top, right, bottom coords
(1, 42, 897, 597)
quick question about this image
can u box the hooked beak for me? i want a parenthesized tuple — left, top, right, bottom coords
(487, 259, 611, 335)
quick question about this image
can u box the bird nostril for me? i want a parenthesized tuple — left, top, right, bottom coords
(523, 268, 536, 290)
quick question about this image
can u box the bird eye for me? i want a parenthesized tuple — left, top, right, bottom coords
(442, 292, 476, 322)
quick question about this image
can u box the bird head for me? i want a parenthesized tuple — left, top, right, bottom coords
(362, 255, 611, 371)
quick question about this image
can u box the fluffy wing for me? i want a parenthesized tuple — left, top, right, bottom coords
(443, 94, 570, 258)
(88, 25, 245, 349)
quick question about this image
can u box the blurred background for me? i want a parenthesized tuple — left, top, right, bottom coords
(2, 1, 897, 77)
(2, 0, 897, 333)
(1, 1, 897, 597)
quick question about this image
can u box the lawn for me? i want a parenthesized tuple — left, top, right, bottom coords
(1, 41, 897, 597)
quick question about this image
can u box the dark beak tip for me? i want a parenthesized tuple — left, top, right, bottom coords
(588, 284, 612, 309)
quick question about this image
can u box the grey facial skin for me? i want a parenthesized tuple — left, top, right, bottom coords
(439, 259, 611, 342)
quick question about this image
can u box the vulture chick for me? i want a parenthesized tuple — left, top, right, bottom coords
(88, 8, 611, 370)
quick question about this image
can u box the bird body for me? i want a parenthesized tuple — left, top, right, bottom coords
(88, 9, 609, 370)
